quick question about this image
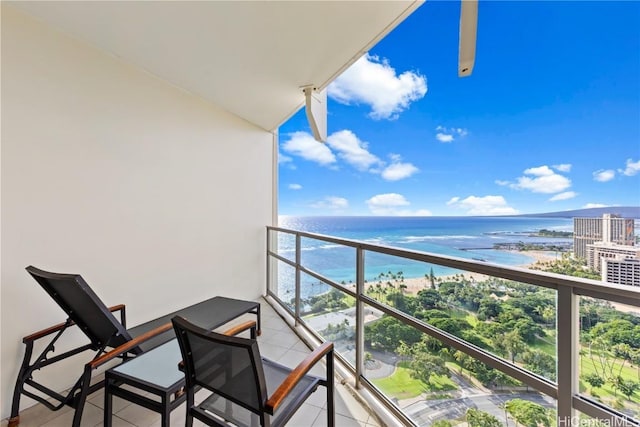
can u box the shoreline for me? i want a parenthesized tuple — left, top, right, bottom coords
(373, 249, 559, 295)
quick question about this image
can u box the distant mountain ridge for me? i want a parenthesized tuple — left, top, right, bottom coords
(523, 206, 640, 219)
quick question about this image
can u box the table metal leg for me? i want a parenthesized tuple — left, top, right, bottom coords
(161, 393, 170, 427)
(104, 379, 113, 427)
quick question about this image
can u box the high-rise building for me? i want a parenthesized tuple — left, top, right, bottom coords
(602, 257, 640, 287)
(587, 242, 640, 272)
(573, 214, 635, 259)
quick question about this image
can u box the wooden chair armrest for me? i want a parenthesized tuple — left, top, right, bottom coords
(108, 304, 126, 327)
(108, 304, 125, 313)
(265, 342, 334, 414)
(89, 322, 172, 369)
(23, 304, 126, 343)
(22, 321, 69, 343)
(222, 320, 256, 337)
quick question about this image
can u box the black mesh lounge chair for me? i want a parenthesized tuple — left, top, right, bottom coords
(8, 266, 175, 427)
(172, 315, 335, 427)
(10, 266, 260, 427)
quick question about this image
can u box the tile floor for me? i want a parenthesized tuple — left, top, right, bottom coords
(2, 299, 383, 427)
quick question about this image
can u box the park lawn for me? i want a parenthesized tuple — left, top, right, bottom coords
(371, 365, 426, 399)
(464, 313, 479, 327)
(428, 373, 458, 391)
(579, 349, 640, 405)
(371, 364, 457, 400)
(529, 332, 556, 357)
(447, 308, 479, 327)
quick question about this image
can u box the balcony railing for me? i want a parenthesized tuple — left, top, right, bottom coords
(266, 226, 640, 426)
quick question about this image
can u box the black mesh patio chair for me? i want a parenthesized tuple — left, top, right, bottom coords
(172, 315, 335, 427)
(10, 266, 180, 427)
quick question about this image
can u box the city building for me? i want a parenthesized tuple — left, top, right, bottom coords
(573, 214, 635, 260)
(602, 258, 640, 287)
(587, 242, 640, 273)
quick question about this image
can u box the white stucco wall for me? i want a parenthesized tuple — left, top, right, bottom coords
(1, 5, 273, 418)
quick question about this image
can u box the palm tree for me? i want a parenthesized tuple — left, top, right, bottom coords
(453, 350, 470, 376)
(386, 280, 395, 293)
(503, 330, 526, 363)
(375, 283, 383, 301)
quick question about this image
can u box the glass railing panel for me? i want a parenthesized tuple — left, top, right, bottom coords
(299, 236, 356, 289)
(298, 275, 356, 367)
(363, 256, 559, 383)
(363, 252, 445, 310)
(471, 278, 557, 384)
(269, 258, 296, 312)
(362, 302, 557, 426)
(578, 296, 640, 420)
(271, 229, 296, 262)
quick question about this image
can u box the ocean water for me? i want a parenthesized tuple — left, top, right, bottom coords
(274, 216, 574, 300)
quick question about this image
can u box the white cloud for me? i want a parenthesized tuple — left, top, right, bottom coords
(554, 163, 572, 172)
(593, 169, 615, 182)
(448, 195, 519, 215)
(446, 197, 460, 205)
(583, 203, 608, 209)
(499, 165, 571, 194)
(620, 158, 640, 176)
(326, 130, 381, 171)
(549, 191, 577, 201)
(282, 130, 420, 182)
(310, 196, 348, 211)
(524, 165, 554, 176)
(367, 193, 409, 208)
(278, 152, 297, 170)
(279, 153, 292, 164)
(435, 126, 468, 143)
(288, 184, 302, 190)
(436, 133, 454, 143)
(328, 54, 427, 120)
(281, 131, 336, 166)
(380, 154, 419, 181)
(366, 193, 431, 216)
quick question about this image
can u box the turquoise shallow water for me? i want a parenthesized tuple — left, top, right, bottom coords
(275, 216, 573, 299)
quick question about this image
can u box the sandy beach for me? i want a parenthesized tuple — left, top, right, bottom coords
(372, 250, 559, 296)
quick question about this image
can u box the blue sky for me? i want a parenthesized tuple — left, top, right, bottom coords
(278, 1, 640, 217)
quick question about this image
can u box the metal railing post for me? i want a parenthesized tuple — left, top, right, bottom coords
(355, 247, 365, 389)
(266, 228, 271, 295)
(295, 233, 301, 325)
(557, 286, 578, 423)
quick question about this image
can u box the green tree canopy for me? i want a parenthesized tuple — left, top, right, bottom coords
(614, 376, 639, 400)
(591, 319, 640, 347)
(522, 349, 556, 380)
(466, 408, 501, 427)
(477, 297, 503, 320)
(505, 398, 550, 427)
(416, 288, 443, 309)
(409, 352, 449, 386)
(364, 316, 421, 351)
(582, 373, 605, 390)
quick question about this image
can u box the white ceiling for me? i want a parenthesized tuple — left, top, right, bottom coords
(10, 1, 423, 132)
